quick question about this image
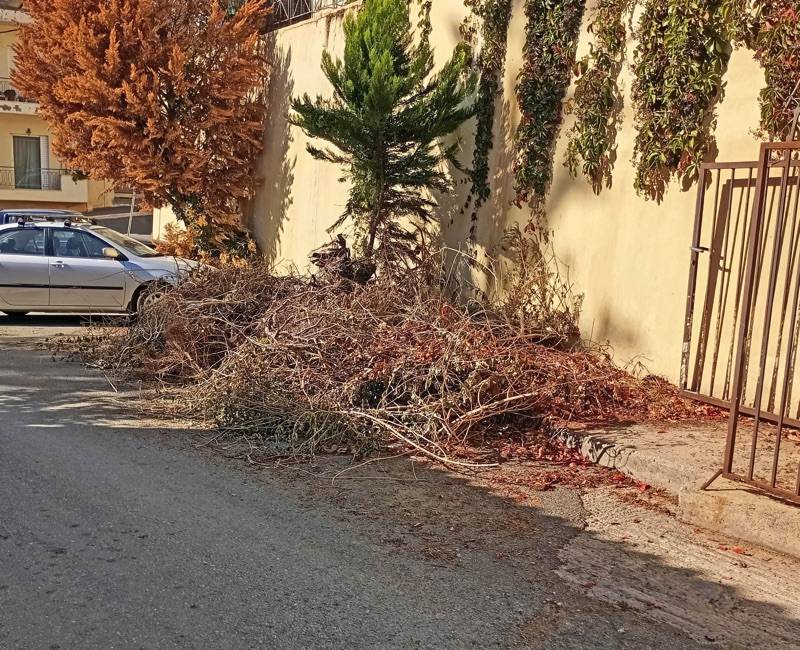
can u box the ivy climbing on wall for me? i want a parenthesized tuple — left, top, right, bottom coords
(630, 0, 731, 200)
(565, 0, 798, 200)
(724, 0, 800, 140)
(513, 0, 586, 206)
(564, 0, 632, 193)
(458, 0, 798, 210)
(461, 0, 513, 239)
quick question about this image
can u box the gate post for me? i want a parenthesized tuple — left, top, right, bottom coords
(722, 145, 771, 475)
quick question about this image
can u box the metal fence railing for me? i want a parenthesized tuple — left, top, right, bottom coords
(0, 167, 64, 191)
(0, 78, 35, 104)
(266, 0, 350, 30)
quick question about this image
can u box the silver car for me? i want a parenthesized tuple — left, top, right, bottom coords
(0, 218, 193, 316)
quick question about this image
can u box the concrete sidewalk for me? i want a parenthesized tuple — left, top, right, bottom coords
(557, 422, 800, 559)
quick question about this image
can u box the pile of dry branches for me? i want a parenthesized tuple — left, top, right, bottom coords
(86, 259, 714, 463)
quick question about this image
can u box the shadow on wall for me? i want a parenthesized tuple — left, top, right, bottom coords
(590, 303, 642, 359)
(435, 112, 476, 293)
(436, 98, 518, 296)
(245, 39, 296, 266)
(481, 98, 518, 254)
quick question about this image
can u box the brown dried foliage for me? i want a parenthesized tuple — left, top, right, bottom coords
(14, 0, 269, 241)
(84, 256, 717, 463)
(156, 221, 257, 268)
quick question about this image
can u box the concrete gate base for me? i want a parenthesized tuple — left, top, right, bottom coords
(556, 423, 800, 559)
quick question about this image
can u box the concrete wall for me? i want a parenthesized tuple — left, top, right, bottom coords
(245, 8, 352, 268)
(244, 1, 767, 383)
(153, 205, 178, 240)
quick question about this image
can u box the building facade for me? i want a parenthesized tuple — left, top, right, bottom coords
(0, 1, 120, 212)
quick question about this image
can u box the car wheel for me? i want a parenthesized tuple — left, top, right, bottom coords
(132, 283, 168, 315)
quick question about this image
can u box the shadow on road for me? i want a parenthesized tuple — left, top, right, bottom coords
(0, 314, 127, 326)
(0, 343, 798, 648)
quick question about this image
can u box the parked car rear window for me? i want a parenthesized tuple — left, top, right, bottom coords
(0, 228, 45, 256)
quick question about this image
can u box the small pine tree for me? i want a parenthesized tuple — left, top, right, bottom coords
(290, 0, 475, 267)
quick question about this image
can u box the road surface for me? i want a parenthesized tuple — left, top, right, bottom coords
(1, 317, 798, 649)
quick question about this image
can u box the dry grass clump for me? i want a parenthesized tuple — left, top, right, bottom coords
(84, 255, 714, 462)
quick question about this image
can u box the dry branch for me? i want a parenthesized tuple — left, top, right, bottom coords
(78, 257, 718, 463)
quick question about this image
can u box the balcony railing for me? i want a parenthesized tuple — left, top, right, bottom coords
(0, 167, 64, 191)
(265, 0, 349, 31)
(0, 78, 35, 103)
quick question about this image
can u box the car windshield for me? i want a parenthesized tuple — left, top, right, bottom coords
(90, 226, 162, 257)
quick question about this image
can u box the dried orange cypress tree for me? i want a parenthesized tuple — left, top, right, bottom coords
(14, 0, 269, 251)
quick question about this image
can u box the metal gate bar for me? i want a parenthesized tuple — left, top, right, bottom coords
(740, 147, 791, 482)
(686, 391, 800, 430)
(681, 161, 760, 394)
(722, 141, 800, 503)
(682, 141, 800, 504)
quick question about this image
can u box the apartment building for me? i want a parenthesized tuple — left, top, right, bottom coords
(0, 1, 123, 211)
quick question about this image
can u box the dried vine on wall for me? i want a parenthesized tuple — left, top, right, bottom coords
(461, 0, 513, 239)
(564, 0, 632, 193)
(513, 0, 585, 206)
(631, 0, 731, 200)
(724, 0, 800, 141)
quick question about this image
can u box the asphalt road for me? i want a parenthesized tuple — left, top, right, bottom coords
(0, 319, 795, 649)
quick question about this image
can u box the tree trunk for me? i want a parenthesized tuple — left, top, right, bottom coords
(365, 131, 385, 258)
(365, 184, 384, 258)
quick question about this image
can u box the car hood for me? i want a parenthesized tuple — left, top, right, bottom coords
(124, 255, 198, 281)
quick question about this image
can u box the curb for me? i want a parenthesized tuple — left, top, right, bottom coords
(679, 480, 800, 559)
(553, 428, 709, 494)
(555, 428, 800, 560)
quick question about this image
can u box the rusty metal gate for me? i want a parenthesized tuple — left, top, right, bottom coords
(682, 140, 800, 503)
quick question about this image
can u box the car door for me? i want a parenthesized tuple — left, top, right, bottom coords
(0, 226, 49, 308)
(48, 228, 127, 310)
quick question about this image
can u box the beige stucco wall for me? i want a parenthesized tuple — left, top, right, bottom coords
(153, 205, 178, 240)
(245, 1, 767, 383)
(245, 8, 352, 268)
